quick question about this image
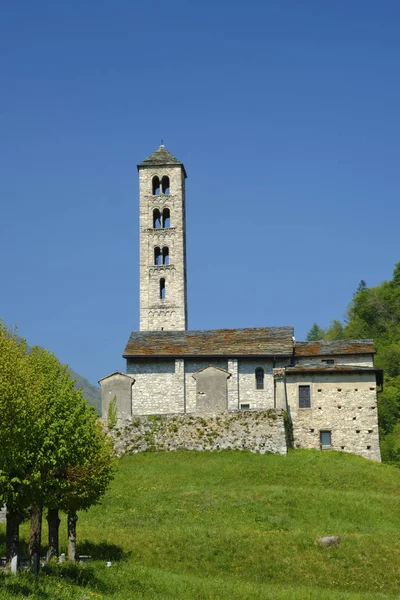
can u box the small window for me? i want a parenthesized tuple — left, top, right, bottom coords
(320, 430, 331, 449)
(255, 368, 264, 390)
(153, 209, 161, 229)
(162, 208, 170, 228)
(162, 246, 169, 265)
(240, 403, 250, 410)
(154, 247, 161, 265)
(160, 278, 166, 299)
(161, 176, 170, 195)
(299, 385, 311, 408)
(152, 176, 160, 195)
(321, 359, 334, 365)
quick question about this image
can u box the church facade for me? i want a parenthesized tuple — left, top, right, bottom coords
(100, 146, 382, 461)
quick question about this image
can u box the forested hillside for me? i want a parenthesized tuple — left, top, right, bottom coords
(69, 368, 101, 415)
(307, 263, 400, 462)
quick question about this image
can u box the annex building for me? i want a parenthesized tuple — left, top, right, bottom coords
(100, 145, 382, 461)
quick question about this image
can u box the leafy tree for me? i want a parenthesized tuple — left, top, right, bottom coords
(47, 412, 115, 561)
(0, 324, 115, 568)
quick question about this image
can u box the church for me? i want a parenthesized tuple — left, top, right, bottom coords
(100, 145, 382, 461)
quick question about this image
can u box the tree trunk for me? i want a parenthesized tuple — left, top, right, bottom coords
(29, 505, 42, 575)
(6, 509, 20, 563)
(67, 512, 78, 562)
(47, 508, 60, 559)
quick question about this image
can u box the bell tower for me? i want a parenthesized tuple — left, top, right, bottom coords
(137, 145, 188, 331)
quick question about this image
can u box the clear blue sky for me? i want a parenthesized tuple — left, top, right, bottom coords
(1, 1, 399, 385)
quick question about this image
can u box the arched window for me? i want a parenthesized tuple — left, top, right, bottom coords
(162, 208, 170, 228)
(153, 209, 161, 229)
(255, 368, 264, 390)
(160, 278, 166, 299)
(162, 246, 169, 265)
(152, 176, 160, 195)
(161, 176, 170, 195)
(154, 247, 161, 265)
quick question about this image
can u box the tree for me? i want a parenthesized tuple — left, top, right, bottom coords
(306, 323, 325, 341)
(0, 322, 35, 562)
(324, 320, 345, 341)
(46, 408, 115, 561)
(0, 324, 115, 568)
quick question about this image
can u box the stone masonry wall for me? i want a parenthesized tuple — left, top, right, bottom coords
(295, 354, 374, 367)
(108, 410, 288, 457)
(287, 372, 381, 461)
(127, 359, 180, 415)
(139, 164, 187, 331)
(238, 359, 274, 410)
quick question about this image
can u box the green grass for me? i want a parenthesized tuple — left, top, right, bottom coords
(1, 449, 400, 599)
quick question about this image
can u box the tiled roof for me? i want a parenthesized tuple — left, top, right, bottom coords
(138, 145, 187, 176)
(123, 327, 294, 358)
(295, 340, 374, 356)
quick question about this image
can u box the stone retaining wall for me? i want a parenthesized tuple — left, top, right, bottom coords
(107, 410, 288, 457)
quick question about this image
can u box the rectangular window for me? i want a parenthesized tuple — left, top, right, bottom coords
(255, 368, 264, 390)
(320, 430, 332, 449)
(321, 359, 334, 365)
(240, 403, 250, 410)
(299, 385, 311, 408)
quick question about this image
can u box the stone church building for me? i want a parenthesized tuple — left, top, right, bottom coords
(100, 145, 382, 461)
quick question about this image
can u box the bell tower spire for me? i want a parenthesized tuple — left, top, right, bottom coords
(137, 145, 188, 331)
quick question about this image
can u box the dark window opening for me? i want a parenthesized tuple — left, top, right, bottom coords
(153, 209, 161, 229)
(299, 385, 311, 408)
(154, 247, 162, 265)
(162, 208, 170, 228)
(152, 176, 160, 195)
(320, 430, 331, 449)
(161, 176, 170, 195)
(255, 368, 264, 390)
(240, 403, 250, 410)
(160, 278, 166, 300)
(321, 359, 335, 365)
(162, 246, 169, 265)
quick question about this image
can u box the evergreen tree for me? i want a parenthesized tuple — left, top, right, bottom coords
(306, 323, 325, 341)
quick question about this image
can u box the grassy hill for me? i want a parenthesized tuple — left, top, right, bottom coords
(1, 450, 400, 599)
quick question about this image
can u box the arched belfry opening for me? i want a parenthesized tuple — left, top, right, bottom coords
(153, 209, 161, 229)
(162, 247, 169, 264)
(160, 278, 166, 299)
(161, 176, 170, 195)
(152, 176, 160, 195)
(154, 247, 162, 265)
(162, 208, 170, 228)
